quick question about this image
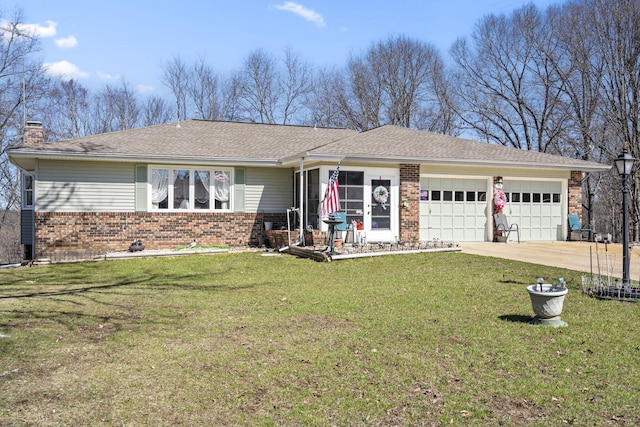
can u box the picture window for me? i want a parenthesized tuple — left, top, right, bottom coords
(151, 167, 231, 211)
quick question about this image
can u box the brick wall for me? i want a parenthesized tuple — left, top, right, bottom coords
(568, 171, 583, 219)
(399, 164, 420, 242)
(23, 121, 44, 145)
(34, 211, 287, 259)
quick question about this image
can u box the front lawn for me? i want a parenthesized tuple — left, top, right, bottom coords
(1, 252, 638, 426)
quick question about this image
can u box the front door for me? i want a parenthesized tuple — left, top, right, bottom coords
(365, 176, 397, 242)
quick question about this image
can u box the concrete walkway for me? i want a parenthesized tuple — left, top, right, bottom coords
(460, 241, 640, 280)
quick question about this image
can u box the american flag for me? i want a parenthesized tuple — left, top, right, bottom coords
(321, 166, 340, 217)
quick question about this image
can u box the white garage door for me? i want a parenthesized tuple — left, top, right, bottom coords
(502, 180, 563, 241)
(419, 177, 488, 242)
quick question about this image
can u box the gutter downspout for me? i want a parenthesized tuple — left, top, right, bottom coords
(299, 158, 304, 245)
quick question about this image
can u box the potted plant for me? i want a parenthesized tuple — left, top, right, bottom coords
(526, 278, 568, 327)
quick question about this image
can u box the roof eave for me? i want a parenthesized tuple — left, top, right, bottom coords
(7, 151, 284, 167)
(8, 149, 612, 173)
(278, 152, 345, 166)
(304, 153, 611, 172)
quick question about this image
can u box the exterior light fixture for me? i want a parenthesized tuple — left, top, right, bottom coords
(614, 143, 636, 285)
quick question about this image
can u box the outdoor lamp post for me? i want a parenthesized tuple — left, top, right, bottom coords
(614, 143, 636, 285)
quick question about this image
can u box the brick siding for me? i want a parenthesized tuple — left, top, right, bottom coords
(568, 171, 583, 219)
(399, 164, 420, 242)
(34, 211, 287, 259)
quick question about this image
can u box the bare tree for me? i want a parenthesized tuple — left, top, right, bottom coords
(218, 72, 244, 122)
(585, 0, 640, 240)
(45, 79, 92, 139)
(304, 67, 349, 128)
(0, 9, 49, 208)
(370, 36, 447, 129)
(142, 95, 174, 126)
(412, 53, 460, 134)
(336, 55, 383, 131)
(161, 56, 190, 121)
(542, 2, 609, 231)
(238, 48, 280, 123)
(450, 4, 566, 152)
(0, 7, 51, 262)
(331, 36, 454, 132)
(188, 57, 220, 120)
(280, 47, 312, 125)
(91, 79, 140, 132)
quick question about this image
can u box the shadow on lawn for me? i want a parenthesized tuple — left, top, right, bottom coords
(498, 314, 534, 323)
(0, 260, 277, 335)
(0, 280, 146, 299)
(0, 263, 262, 300)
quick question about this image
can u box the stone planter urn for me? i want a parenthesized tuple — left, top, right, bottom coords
(526, 278, 568, 327)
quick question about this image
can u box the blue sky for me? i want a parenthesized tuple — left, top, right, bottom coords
(11, 0, 558, 96)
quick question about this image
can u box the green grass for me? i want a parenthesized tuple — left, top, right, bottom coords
(1, 251, 639, 426)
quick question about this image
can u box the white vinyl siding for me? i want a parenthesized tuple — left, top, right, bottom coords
(244, 167, 293, 213)
(37, 160, 135, 212)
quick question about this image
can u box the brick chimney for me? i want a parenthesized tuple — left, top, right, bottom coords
(23, 121, 44, 145)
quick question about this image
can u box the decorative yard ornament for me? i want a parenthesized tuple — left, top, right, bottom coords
(526, 277, 568, 327)
(493, 178, 506, 214)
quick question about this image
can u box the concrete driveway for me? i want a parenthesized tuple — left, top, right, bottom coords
(460, 241, 640, 281)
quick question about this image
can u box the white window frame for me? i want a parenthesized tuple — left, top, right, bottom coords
(22, 172, 34, 210)
(148, 166, 233, 212)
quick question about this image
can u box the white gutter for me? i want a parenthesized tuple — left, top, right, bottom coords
(8, 148, 612, 172)
(291, 154, 612, 172)
(7, 151, 284, 167)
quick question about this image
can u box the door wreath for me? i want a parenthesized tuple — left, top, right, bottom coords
(373, 185, 389, 208)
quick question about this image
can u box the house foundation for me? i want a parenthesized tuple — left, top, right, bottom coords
(34, 211, 287, 260)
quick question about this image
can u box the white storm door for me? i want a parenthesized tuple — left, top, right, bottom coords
(364, 175, 397, 242)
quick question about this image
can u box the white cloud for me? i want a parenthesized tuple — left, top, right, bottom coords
(55, 35, 77, 48)
(137, 84, 155, 94)
(274, 2, 326, 28)
(43, 60, 89, 80)
(17, 20, 57, 38)
(97, 71, 121, 81)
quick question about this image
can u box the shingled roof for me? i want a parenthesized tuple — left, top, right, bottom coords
(8, 120, 610, 172)
(306, 125, 610, 171)
(8, 120, 356, 166)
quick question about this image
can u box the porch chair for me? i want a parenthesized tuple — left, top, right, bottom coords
(494, 213, 520, 243)
(568, 214, 592, 241)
